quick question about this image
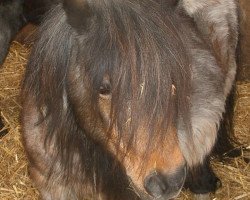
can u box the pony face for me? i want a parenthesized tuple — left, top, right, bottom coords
(67, 65, 187, 199)
(63, 1, 190, 198)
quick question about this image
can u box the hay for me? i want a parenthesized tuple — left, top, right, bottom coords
(0, 42, 249, 200)
(0, 42, 39, 200)
(234, 82, 250, 146)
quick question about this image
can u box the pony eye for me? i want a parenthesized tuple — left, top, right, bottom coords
(99, 82, 111, 96)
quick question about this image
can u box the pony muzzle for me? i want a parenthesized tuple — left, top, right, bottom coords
(143, 166, 187, 199)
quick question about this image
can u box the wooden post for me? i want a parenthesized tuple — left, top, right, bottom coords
(238, 0, 250, 81)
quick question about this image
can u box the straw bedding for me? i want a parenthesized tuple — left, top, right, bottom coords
(0, 40, 249, 200)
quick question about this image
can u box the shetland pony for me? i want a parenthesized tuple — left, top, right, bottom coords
(21, 0, 239, 199)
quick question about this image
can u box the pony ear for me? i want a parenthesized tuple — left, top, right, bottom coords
(63, 0, 91, 33)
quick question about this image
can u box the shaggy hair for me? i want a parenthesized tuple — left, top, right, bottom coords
(21, 0, 239, 199)
(23, 0, 191, 171)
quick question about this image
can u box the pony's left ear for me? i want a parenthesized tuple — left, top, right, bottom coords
(63, 0, 91, 33)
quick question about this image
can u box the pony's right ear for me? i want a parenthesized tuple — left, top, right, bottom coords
(63, 0, 91, 33)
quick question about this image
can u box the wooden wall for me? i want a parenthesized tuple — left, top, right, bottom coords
(238, 0, 250, 81)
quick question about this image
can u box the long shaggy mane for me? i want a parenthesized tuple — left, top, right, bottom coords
(22, 1, 191, 197)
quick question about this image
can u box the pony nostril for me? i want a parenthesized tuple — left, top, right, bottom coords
(144, 171, 168, 198)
